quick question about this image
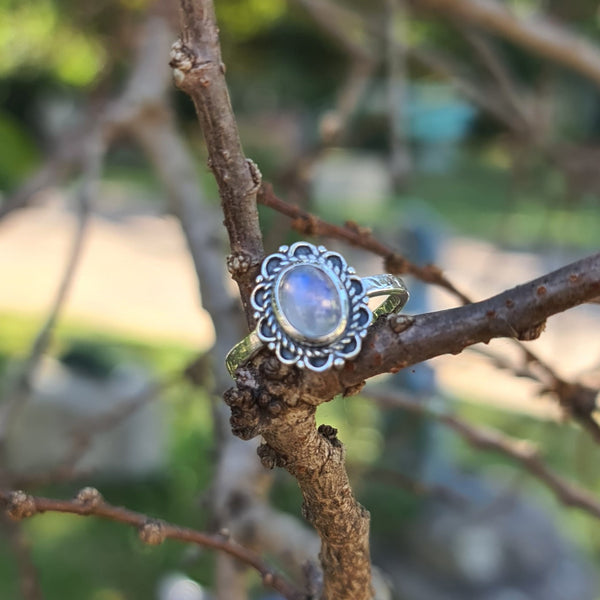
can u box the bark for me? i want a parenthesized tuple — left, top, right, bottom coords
(260, 406, 372, 599)
(170, 0, 264, 324)
(173, 2, 374, 597)
(228, 252, 600, 410)
(297, 252, 600, 402)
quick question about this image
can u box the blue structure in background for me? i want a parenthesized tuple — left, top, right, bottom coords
(404, 83, 477, 173)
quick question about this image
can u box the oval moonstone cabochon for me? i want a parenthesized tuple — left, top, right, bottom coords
(276, 264, 345, 342)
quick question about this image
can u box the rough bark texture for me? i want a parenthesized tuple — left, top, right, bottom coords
(292, 252, 600, 403)
(170, 0, 264, 325)
(172, 2, 374, 597)
(260, 406, 372, 600)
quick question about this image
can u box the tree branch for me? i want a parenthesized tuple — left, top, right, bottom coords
(458, 26, 533, 132)
(412, 0, 600, 87)
(230, 252, 600, 409)
(1, 517, 44, 600)
(257, 183, 600, 439)
(173, 2, 377, 597)
(258, 183, 472, 304)
(0, 489, 304, 600)
(251, 403, 372, 600)
(170, 0, 264, 325)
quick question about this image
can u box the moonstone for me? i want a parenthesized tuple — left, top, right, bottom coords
(277, 265, 344, 341)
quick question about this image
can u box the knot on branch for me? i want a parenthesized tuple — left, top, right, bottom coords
(224, 374, 301, 439)
(318, 424, 342, 448)
(226, 252, 253, 277)
(74, 487, 103, 513)
(169, 39, 195, 86)
(260, 356, 293, 380)
(384, 253, 409, 274)
(139, 519, 166, 546)
(224, 360, 305, 439)
(246, 159, 262, 196)
(388, 313, 415, 334)
(257, 442, 287, 469)
(344, 220, 372, 238)
(517, 320, 546, 341)
(224, 385, 261, 440)
(5, 491, 36, 521)
(291, 214, 320, 237)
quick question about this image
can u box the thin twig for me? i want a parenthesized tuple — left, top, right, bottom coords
(368, 390, 600, 521)
(408, 45, 523, 131)
(258, 183, 472, 304)
(1, 517, 44, 600)
(458, 26, 532, 133)
(0, 489, 304, 600)
(471, 344, 600, 443)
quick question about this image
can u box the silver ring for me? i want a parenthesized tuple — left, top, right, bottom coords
(226, 242, 409, 375)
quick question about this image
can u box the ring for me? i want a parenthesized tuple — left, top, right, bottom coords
(226, 241, 409, 375)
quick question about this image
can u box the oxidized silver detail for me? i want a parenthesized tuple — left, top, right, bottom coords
(250, 242, 371, 372)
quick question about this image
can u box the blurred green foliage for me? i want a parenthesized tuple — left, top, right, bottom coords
(0, 111, 39, 188)
(216, 0, 286, 40)
(0, 0, 105, 87)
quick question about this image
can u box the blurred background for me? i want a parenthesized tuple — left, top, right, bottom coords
(1, 0, 600, 598)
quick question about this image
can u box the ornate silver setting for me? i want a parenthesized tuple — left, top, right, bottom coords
(250, 242, 372, 372)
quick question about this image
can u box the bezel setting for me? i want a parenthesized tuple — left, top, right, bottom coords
(250, 242, 372, 372)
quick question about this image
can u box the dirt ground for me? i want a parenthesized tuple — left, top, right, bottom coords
(1, 194, 598, 419)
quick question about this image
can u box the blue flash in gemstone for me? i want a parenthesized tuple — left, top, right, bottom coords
(275, 264, 345, 343)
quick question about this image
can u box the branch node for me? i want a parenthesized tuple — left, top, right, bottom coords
(5, 491, 37, 521)
(74, 487, 103, 513)
(246, 158, 262, 195)
(169, 39, 194, 75)
(384, 253, 409, 274)
(517, 319, 546, 341)
(226, 252, 253, 277)
(260, 356, 293, 380)
(138, 519, 166, 546)
(317, 424, 342, 448)
(388, 313, 415, 334)
(344, 220, 372, 237)
(257, 442, 286, 469)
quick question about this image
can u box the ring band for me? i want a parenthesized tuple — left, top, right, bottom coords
(226, 242, 409, 375)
